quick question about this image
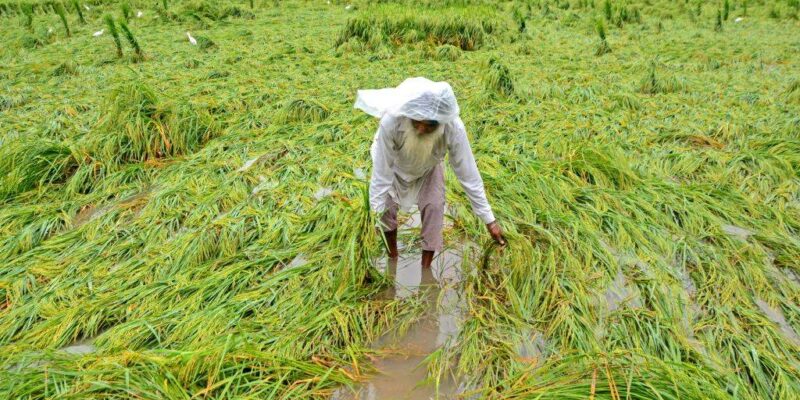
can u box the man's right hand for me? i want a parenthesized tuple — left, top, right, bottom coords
(486, 221, 506, 246)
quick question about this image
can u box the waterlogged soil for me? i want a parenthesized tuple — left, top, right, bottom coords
(334, 246, 466, 400)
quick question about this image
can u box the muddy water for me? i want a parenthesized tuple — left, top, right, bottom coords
(333, 246, 466, 400)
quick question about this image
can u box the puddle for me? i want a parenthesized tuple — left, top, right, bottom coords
(251, 176, 278, 195)
(721, 224, 753, 241)
(61, 341, 96, 355)
(334, 247, 466, 399)
(783, 268, 800, 286)
(512, 328, 548, 368)
(354, 167, 366, 180)
(754, 298, 800, 346)
(314, 187, 333, 200)
(285, 253, 309, 270)
(603, 269, 642, 312)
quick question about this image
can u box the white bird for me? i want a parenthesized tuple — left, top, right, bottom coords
(734, 17, 743, 23)
(83, 4, 90, 10)
(136, 10, 143, 18)
(186, 32, 197, 45)
(93, 29, 104, 37)
(345, 4, 352, 10)
(47, 27, 53, 34)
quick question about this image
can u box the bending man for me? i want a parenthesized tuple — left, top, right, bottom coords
(355, 77, 505, 268)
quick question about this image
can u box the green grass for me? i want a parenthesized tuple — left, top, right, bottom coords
(1, 0, 799, 398)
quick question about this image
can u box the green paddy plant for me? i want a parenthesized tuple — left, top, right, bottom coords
(21, 2, 33, 30)
(336, 6, 497, 50)
(120, 1, 131, 22)
(119, 20, 143, 61)
(279, 99, 329, 123)
(95, 81, 218, 164)
(52, 60, 78, 76)
(71, 0, 84, 24)
(723, 0, 730, 20)
(595, 19, 611, 55)
(603, 0, 612, 21)
(715, 8, 723, 31)
(639, 61, 686, 94)
(53, 1, 70, 37)
(484, 56, 515, 97)
(435, 44, 461, 61)
(103, 14, 123, 57)
(0, 135, 77, 201)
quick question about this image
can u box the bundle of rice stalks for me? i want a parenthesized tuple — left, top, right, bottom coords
(484, 56, 515, 97)
(785, 79, 800, 104)
(52, 59, 78, 76)
(118, 19, 143, 61)
(434, 43, 462, 61)
(180, 0, 252, 21)
(93, 82, 218, 164)
(638, 62, 686, 94)
(595, 19, 611, 56)
(278, 99, 330, 123)
(103, 14, 123, 58)
(336, 5, 498, 50)
(0, 135, 77, 201)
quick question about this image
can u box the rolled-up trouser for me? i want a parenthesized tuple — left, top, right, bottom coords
(380, 163, 445, 252)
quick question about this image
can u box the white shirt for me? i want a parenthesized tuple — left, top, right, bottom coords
(369, 114, 496, 224)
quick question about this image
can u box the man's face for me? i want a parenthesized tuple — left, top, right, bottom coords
(411, 119, 440, 135)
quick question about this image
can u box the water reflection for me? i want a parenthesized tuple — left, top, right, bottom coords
(334, 247, 466, 399)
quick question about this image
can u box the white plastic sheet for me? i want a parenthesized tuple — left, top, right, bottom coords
(354, 77, 460, 123)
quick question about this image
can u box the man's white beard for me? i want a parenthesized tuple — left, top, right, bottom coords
(399, 119, 444, 168)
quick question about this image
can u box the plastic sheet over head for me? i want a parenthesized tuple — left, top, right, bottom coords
(354, 77, 460, 123)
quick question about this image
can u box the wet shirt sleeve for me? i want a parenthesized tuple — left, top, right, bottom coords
(369, 115, 397, 214)
(446, 118, 496, 224)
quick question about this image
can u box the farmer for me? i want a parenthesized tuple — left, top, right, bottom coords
(355, 77, 505, 268)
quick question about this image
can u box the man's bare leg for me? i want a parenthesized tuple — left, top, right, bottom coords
(421, 250, 434, 268)
(383, 229, 399, 259)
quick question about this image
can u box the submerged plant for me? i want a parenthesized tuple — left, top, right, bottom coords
(104, 14, 123, 58)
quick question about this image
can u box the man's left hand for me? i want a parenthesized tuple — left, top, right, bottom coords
(486, 221, 506, 246)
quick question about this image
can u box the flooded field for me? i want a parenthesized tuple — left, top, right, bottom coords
(2, 0, 800, 398)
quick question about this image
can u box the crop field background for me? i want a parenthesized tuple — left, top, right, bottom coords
(1, 0, 800, 398)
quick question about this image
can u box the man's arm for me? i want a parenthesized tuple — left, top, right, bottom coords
(369, 115, 397, 214)
(446, 117, 496, 225)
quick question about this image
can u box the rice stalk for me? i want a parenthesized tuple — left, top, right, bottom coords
(53, 1, 70, 37)
(118, 19, 143, 61)
(103, 14, 123, 58)
(71, 0, 84, 24)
